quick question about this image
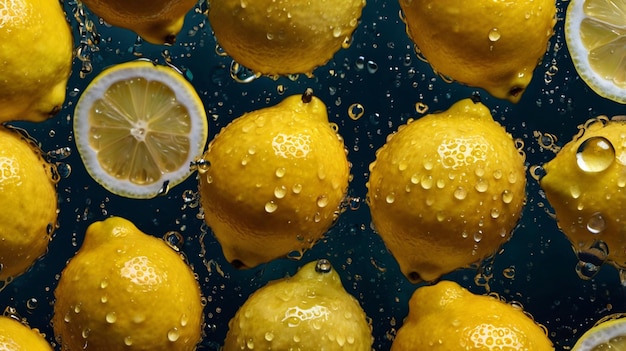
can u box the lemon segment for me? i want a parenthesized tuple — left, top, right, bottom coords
(0, 316, 53, 350)
(74, 60, 208, 199)
(391, 281, 554, 350)
(367, 98, 526, 283)
(223, 259, 373, 350)
(572, 317, 626, 350)
(52, 216, 204, 351)
(565, 0, 626, 103)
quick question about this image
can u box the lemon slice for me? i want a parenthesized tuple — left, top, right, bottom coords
(565, 0, 626, 104)
(572, 317, 626, 350)
(74, 60, 208, 199)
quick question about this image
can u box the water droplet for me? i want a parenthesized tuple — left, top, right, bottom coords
(265, 331, 275, 341)
(420, 175, 433, 189)
(415, 102, 429, 114)
(265, 201, 278, 213)
(454, 187, 467, 200)
(315, 259, 333, 273)
(274, 185, 287, 199)
(575, 240, 609, 280)
(385, 193, 395, 204)
(292, 183, 303, 194)
(576, 136, 615, 173)
(488, 28, 501, 42)
(502, 190, 514, 204)
(475, 179, 488, 193)
(587, 212, 606, 234)
(275, 167, 286, 178)
(105, 312, 116, 324)
(124, 336, 133, 346)
(167, 328, 180, 342)
(490, 208, 500, 219)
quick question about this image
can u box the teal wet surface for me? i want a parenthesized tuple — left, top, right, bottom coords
(3, 0, 626, 349)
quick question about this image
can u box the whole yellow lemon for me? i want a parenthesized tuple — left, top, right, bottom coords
(223, 259, 373, 350)
(0, 126, 58, 283)
(540, 117, 626, 279)
(399, 0, 556, 103)
(0, 316, 53, 350)
(208, 0, 366, 76)
(80, 0, 198, 44)
(0, 0, 73, 122)
(53, 216, 203, 351)
(367, 98, 526, 283)
(198, 90, 351, 269)
(391, 280, 554, 350)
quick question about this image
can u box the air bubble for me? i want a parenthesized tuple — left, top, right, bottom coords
(348, 103, 365, 120)
(576, 136, 615, 173)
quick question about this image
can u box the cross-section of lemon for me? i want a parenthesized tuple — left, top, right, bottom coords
(565, 0, 626, 104)
(74, 60, 208, 199)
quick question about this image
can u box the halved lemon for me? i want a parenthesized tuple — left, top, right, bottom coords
(74, 60, 208, 199)
(572, 316, 626, 350)
(565, 0, 626, 104)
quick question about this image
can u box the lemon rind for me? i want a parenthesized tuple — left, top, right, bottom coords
(565, 0, 626, 104)
(573, 318, 626, 350)
(74, 60, 208, 199)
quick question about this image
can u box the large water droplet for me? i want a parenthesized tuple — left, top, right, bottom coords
(576, 136, 615, 173)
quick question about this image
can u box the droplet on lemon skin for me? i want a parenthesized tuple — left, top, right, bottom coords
(223, 260, 373, 351)
(390, 280, 554, 351)
(52, 216, 204, 351)
(540, 119, 626, 274)
(366, 98, 527, 283)
(198, 93, 351, 269)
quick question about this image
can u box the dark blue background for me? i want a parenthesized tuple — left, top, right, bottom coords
(3, 0, 626, 349)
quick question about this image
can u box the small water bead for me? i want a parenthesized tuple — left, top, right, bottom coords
(475, 179, 489, 193)
(274, 185, 287, 199)
(501, 190, 513, 204)
(488, 28, 501, 42)
(453, 187, 467, 200)
(264, 331, 275, 341)
(576, 136, 615, 173)
(490, 208, 500, 219)
(385, 193, 395, 204)
(587, 212, 606, 234)
(292, 183, 303, 194)
(275, 167, 286, 178)
(167, 328, 180, 342)
(105, 312, 117, 324)
(316, 195, 329, 208)
(124, 336, 133, 346)
(264, 201, 278, 213)
(420, 175, 433, 189)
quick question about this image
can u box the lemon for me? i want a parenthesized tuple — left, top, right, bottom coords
(52, 216, 203, 350)
(540, 117, 626, 279)
(208, 0, 366, 77)
(223, 259, 373, 350)
(565, 0, 626, 104)
(74, 60, 208, 199)
(0, 0, 72, 122)
(0, 126, 58, 283)
(79, 0, 198, 44)
(0, 316, 53, 350)
(399, 0, 556, 103)
(572, 315, 626, 350)
(391, 280, 554, 350)
(366, 98, 526, 283)
(198, 90, 350, 269)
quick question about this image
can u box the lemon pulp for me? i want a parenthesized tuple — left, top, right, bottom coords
(565, 0, 626, 103)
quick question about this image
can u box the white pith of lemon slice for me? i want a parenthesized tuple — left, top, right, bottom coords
(565, 0, 626, 104)
(573, 317, 626, 350)
(74, 60, 208, 199)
